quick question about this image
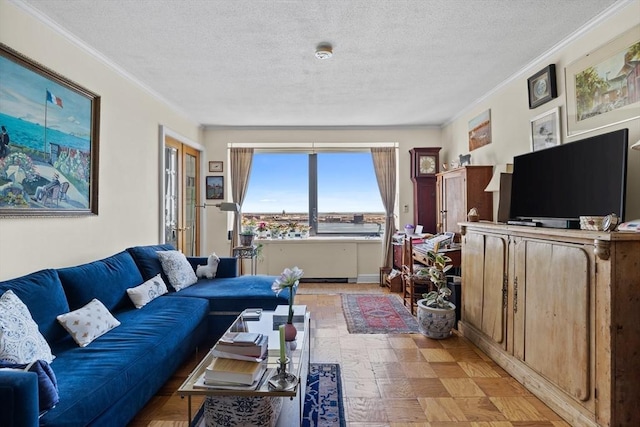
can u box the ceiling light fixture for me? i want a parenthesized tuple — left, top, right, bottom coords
(315, 43, 333, 60)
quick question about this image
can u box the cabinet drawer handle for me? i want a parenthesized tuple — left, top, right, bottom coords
(513, 277, 518, 313)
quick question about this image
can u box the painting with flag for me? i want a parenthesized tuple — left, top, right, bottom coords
(46, 90, 64, 108)
(0, 42, 100, 217)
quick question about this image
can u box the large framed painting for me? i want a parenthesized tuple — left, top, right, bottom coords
(565, 24, 640, 136)
(0, 44, 100, 216)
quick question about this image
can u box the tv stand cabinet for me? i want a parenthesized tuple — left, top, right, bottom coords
(459, 222, 639, 427)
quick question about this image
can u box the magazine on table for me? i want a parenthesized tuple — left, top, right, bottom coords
(193, 367, 271, 390)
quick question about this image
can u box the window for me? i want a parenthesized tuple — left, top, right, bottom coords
(243, 151, 385, 236)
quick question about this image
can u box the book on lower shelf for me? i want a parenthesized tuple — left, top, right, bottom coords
(195, 367, 271, 390)
(205, 357, 267, 385)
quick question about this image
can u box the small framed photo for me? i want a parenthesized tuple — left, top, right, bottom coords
(530, 107, 561, 151)
(527, 64, 557, 109)
(209, 161, 223, 173)
(206, 176, 224, 200)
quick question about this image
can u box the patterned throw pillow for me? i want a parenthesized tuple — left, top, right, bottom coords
(127, 274, 168, 309)
(56, 299, 121, 347)
(0, 290, 54, 364)
(156, 250, 198, 291)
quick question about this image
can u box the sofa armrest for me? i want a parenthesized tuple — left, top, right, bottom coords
(187, 256, 238, 278)
(0, 369, 39, 427)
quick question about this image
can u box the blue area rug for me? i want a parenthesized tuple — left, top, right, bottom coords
(190, 363, 345, 426)
(303, 363, 345, 427)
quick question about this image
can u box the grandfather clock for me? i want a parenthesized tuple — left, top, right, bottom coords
(409, 147, 441, 234)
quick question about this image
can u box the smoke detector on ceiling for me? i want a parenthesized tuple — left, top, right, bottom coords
(315, 43, 333, 60)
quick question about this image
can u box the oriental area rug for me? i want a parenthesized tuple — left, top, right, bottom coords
(190, 363, 345, 427)
(341, 294, 420, 334)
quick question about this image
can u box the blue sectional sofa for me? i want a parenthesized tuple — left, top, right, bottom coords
(0, 244, 290, 427)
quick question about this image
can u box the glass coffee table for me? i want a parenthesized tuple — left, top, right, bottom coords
(178, 310, 311, 427)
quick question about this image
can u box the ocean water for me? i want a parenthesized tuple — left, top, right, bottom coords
(0, 112, 90, 152)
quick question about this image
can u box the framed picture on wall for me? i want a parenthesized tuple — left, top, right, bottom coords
(527, 64, 558, 109)
(206, 176, 224, 200)
(565, 24, 640, 136)
(0, 43, 100, 217)
(530, 107, 561, 151)
(209, 161, 223, 172)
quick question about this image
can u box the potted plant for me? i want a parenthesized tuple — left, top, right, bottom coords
(415, 250, 456, 339)
(240, 217, 257, 246)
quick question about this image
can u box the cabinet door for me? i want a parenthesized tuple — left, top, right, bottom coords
(518, 240, 591, 402)
(462, 231, 507, 346)
(482, 234, 506, 345)
(462, 232, 485, 331)
(442, 172, 465, 233)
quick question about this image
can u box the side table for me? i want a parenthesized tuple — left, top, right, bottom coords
(233, 245, 258, 275)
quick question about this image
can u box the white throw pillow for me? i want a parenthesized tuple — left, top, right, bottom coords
(157, 250, 198, 291)
(0, 290, 54, 364)
(57, 299, 121, 347)
(127, 274, 168, 309)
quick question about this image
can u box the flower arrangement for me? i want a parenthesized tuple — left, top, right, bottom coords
(271, 266, 304, 323)
(257, 221, 269, 232)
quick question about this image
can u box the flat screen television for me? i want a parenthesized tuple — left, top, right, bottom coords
(509, 128, 628, 229)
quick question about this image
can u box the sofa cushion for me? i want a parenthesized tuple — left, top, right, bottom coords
(170, 275, 290, 313)
(57, 251, 143, 312)
(0, 269, 69, 344)
(0, 290, 54, 364)
(157, 250, 198, 291)
(126, 244, 176, 283)
(43, 296, 208, 427)
(127, 274, 168, 309)
(57, 299, 121, 347)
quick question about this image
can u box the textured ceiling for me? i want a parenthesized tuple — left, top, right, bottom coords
(17, 0, 622, 127)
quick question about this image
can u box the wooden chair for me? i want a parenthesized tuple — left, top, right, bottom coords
(401, 237, 433, 315)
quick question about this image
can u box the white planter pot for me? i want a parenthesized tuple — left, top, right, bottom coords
(416, 299, 456, 339)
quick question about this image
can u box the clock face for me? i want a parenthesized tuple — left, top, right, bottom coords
(419, 155, 437, 175)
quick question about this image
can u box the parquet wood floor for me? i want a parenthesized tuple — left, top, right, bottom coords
(129, 283, 569, 427)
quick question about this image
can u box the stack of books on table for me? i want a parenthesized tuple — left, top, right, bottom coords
(195, 357, 268, 390)
(211, 331, 268, 361)
(195, 332, 269, 390)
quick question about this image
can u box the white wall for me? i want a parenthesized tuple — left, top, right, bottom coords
(1, 0, 637, 282)
(200, 127, 442, 256)
(0, 0, 202, 280)
(441, 2, 640, 220)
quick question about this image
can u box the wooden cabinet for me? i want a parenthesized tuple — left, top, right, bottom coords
(459, 222, 640, 427)
(410, 147, 441, 234)
(436, 166, 493, 234)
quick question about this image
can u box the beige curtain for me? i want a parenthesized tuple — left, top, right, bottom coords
(371, 147, 396, 268)
(230, 148, 254, 256)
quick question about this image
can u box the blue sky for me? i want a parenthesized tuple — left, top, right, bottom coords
(0, 55, 92, 138)
(243, 152, 385, 213)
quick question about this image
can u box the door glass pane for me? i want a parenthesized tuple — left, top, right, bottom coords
(164, 147, 178, 247)
(184, 153, 197, 256)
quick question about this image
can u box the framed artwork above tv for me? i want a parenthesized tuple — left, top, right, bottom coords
(565, 24, 640, 136)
